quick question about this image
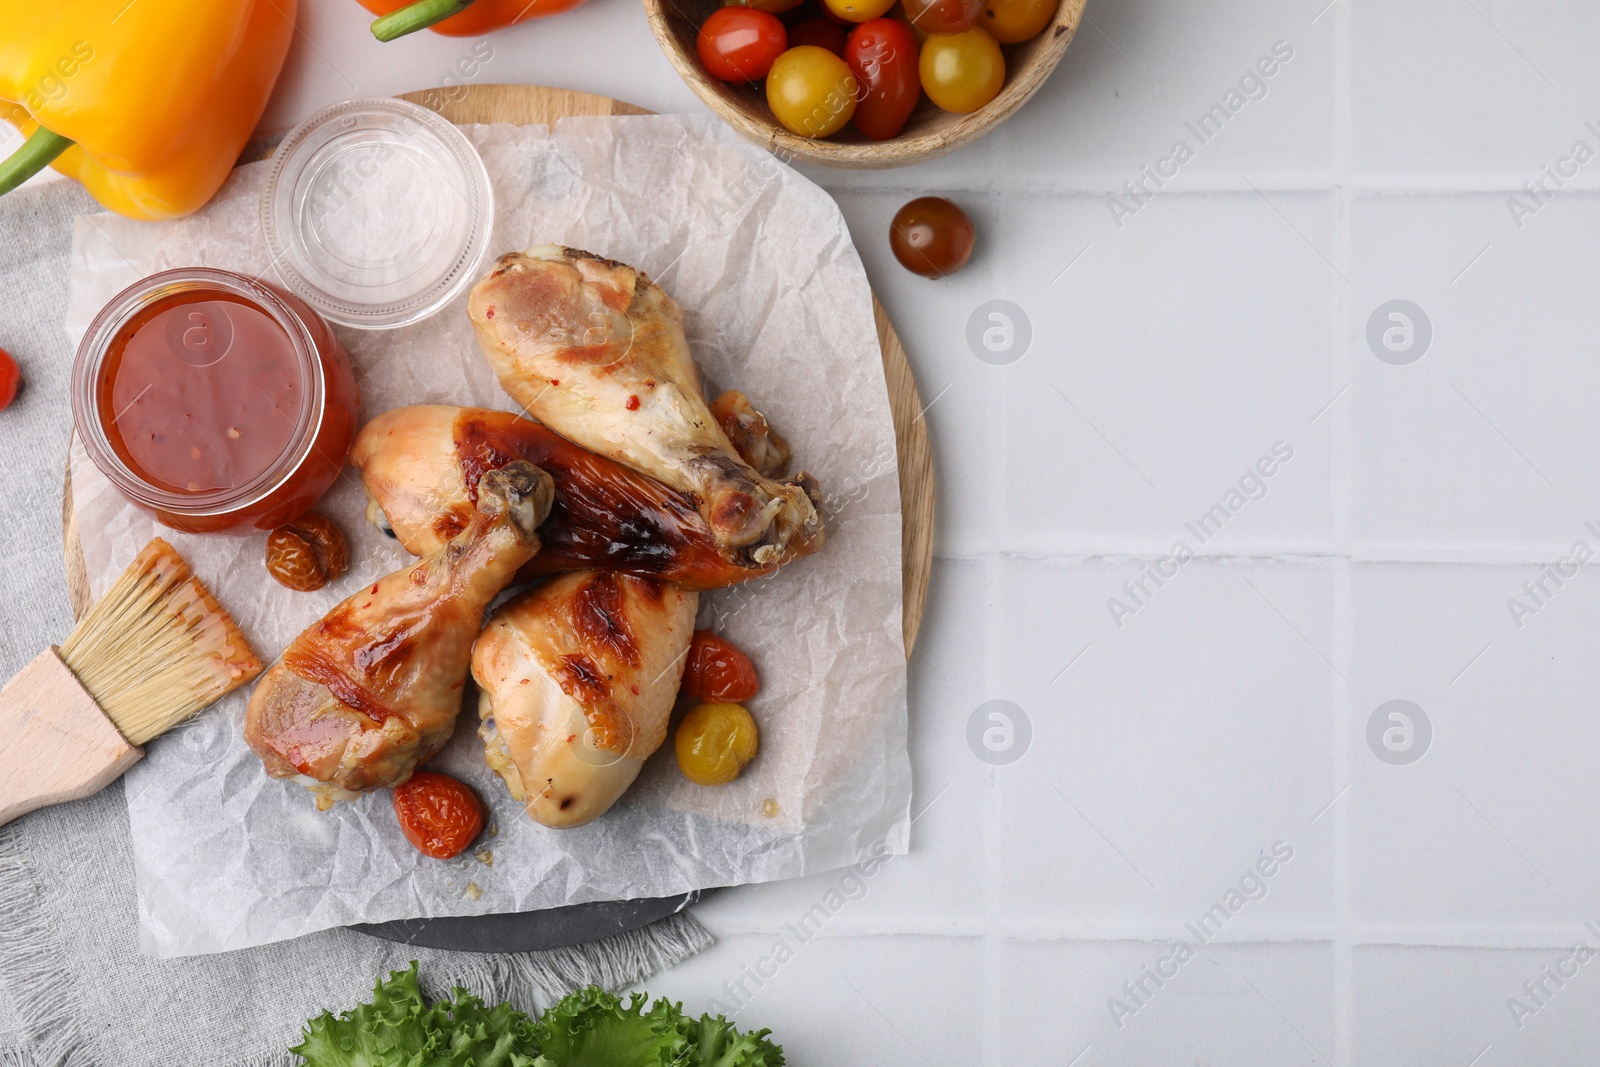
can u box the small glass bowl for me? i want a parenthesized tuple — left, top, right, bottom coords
(260, 97, 494, 330)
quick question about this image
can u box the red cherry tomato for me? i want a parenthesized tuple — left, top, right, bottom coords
(0, 348, 16, 411)
(391, 771, 485, 860)
(901, 0, 982, 34)
(683, 630, 761, 702)
(787, 17, 848, 54)
(698, 7, 789, 82)
(846, 19, 921, 140)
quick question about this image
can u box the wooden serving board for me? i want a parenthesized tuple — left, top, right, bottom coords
(65, 84, 935, 656)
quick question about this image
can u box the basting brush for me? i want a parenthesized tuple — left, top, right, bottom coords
(0, 538, 261, 826)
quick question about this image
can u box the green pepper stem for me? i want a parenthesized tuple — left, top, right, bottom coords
(0, 127, 74, 197)
(371, 0, 478, 40)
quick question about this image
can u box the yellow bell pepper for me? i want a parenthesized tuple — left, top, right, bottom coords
(0, 0, 297, 220)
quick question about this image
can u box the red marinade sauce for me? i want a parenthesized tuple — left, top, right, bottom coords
(97, 289, 302, 494)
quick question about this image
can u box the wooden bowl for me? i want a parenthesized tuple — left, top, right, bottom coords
(644, 0, 1086, 169)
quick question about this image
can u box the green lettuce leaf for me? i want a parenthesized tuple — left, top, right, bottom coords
(290, 964, 782, 1067)
(531, 986, 782, 1067)
(290, 962, 541, 1067)
(684, 1013, 785, 1067)
(530, 986, 689, 1067)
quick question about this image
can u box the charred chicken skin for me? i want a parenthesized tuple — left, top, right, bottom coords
(351, 405, 812, 591)
(473, 570, 697, 828)
(244, 462, 555, 809)
(467, 246, 824, 567)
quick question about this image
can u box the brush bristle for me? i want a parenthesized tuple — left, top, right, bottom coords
(57, 539, 262, 746)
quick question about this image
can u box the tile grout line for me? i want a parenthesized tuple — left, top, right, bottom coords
(1330, 1, 1355, 1064)
(933, 547, 1600, 565)
(703, 918, 1600, 948)
(814, 177, 1600, 198)
(934, 545, 1600, 565)
(981, 553, 1005, 1065)
(981, 199, 1009, 1064)
(812, 178, 1600, 201)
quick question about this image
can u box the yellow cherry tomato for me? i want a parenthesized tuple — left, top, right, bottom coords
(766, 46, 860, 138)
(825, 0, 896, 22)
(676, 702, 760, 786)
(980, 0, 1057, 43)
(919, 26, 1004, 114)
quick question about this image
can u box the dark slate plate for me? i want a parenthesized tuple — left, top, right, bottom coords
(349, 890, 707, 953)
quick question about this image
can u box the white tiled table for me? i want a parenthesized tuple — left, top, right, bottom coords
(20, 1, 1600, 1061)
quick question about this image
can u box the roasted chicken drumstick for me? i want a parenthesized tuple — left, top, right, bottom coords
(473, 570, 697, 828)
(244, 462, 555, 809)
(350, 405, 816, 590)
(467, 246, 824, 567)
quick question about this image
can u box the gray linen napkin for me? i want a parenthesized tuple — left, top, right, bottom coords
(0, 181, 712, 1067)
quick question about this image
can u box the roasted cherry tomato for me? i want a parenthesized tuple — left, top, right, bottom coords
(391, 771, 485, 859)
(846, 19, 921, 140)
(900, 0, 982, 35)
(920, 26, 1004, 113)
(724, 0, 804, 13)
(890, 196, 975, 278)
(785, 17, 848, 54)
(699, 7, 789, 82)
(676, 702, 760, 786)
(824, 0, 896, 23)
(0, 348, 17, 411)
(767, 45, 859, 137)
(683, 630, 761, 702)
(981, 0, 1056, 42)
(265, 512, 350, 592)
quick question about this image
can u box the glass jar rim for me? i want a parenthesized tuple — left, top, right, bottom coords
(71, 267, 328, 519)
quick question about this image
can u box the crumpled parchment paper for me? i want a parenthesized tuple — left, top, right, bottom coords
(63, 114, 911, 958)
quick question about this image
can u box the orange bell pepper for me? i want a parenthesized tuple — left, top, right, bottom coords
(0, 0, 296, 220)
(359, 0, 588, 42)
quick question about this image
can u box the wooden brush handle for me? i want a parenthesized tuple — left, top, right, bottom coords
(0, 648, 142, 827)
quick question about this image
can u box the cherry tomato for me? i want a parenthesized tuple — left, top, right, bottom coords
(818, 0, 853, 23)
(786, 17, 847, 54)
(981, 0, 1056, 42)
(265, 512, 349, 592)
(767, 45, 859, 137)
(890, 196, 975, 278)
(846, 19, 921, 140)
(724, 0, 803, 13)
(0, 348, 17, 411)
(699, 7, 789, 82)
(683, 630, 760, 702)
(887, 1, 930, 44)
(824, 0, 895, 23)
(676, 702, 760, 786)
(391, 771, 485, 859)
(919, 26, 1004, 113)
(900, 0, 982, 35)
